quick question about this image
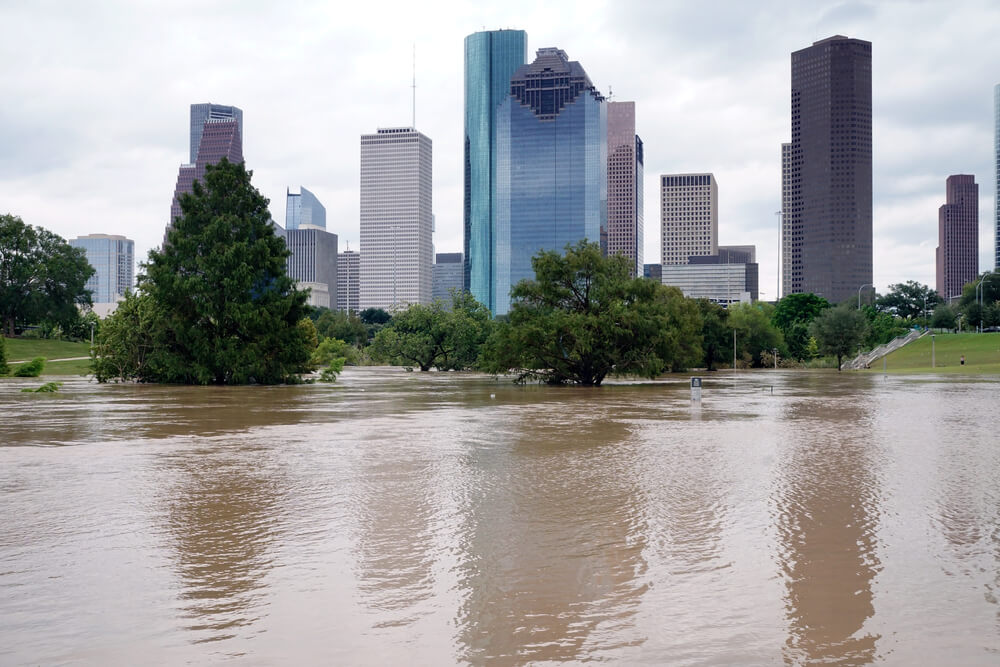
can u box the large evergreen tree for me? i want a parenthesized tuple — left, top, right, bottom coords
(113, 158, 311, 384)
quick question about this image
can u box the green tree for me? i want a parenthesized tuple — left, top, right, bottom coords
(91, 292, 159, 382)
(109, 158, 312, 384)
(0, 213, 95, 336)
(0, 335, 8, 375)
(480, 241, 698, 385)
(772, 293, 830, 360)
(810, 305, 869, 371)
(958, 271, 1000, 330)
(695, 299, 729, 370)
(876, 281, 940, 321)
(360, 308, 391, 325)
(314, 308, 367, 346)
(931, 304, 957, 330)
(728, 303, 785, 367)
(862, 305, 907, 348)
(371, 292, 493, 371)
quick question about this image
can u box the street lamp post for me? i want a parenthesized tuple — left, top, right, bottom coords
(976, 274, 996, 333)
(857, 283, 874, 310)
(932, 333, 936, 369)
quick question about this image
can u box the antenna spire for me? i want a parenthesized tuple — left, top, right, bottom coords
(411, 43, 416, 128)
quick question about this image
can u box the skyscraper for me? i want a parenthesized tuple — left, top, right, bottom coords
(994, 84, 999, 269)
(68, 234, 134, 307)
(337, 249, 360, 312)
(283, 227, 338, 309)
(285, 186, 326, 231)
(190, 103, 243, 164)
(170, 107, 243, 228)
(936, 175, 979, 301)
(607, 101, 643, 276)
(492, 47, 607, 315)
(661, 173, 718, 266)
(359, 127, 433, 310)
(782, 35, 872, 303)
(464, 29, 528, 305)
(433, 252, 464, 305)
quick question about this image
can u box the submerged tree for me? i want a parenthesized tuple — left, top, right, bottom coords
(810, 305, 869, 371)
(97, 158, 312, 384)
(481, 241, 702, 385)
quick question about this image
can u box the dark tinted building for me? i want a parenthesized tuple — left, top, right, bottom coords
(169, 117, 243, 227)
(433, 252, 465, 306)
(936, 175, 978, 301)
(782, 35, 872, 303)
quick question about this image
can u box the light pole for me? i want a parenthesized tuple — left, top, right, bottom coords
(857, 283, 874, 310)
(932, 333, 936, 368)
(976, 274, 996, 333)
(775, 209, 782, 302)
(922, 293, 928, 329)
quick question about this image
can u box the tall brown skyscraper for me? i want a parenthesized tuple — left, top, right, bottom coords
(936, 175, 978, 301)
(607, 101, 643, 276)
(782, 36, 872, 303)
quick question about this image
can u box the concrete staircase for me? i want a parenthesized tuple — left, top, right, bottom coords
(841, 329, 926, 370)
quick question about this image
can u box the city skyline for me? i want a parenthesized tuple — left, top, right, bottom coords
(2, 1, 998, 299)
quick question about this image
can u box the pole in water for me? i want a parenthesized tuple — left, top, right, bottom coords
(691, 377, 702, 402)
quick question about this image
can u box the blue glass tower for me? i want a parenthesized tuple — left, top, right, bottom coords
(464, 29, 528, 310)
(493, 48, 607, 315)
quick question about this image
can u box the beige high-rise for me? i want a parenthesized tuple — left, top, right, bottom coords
(660, 173, 718, 265)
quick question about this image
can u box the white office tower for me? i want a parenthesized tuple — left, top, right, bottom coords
(359, 127, 433, 310)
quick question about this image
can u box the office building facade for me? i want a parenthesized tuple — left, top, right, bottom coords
(661, 173, 718, 266)
(661, 262, 758, 305)
(284, 227, 338, 309)
(359, 127, 433, 310)
(433, 252, 464, 304)
(337, 250, 360, 312)
(492, 47, 607, 315)
(170, 114, 243, 228)
(189, 103, 243, 164)
(995, 84, 999, 269)
(285, 186, 326, 230)
(464, 29, 529, 305)
(68, 234, 134, 305)
(936, 175, 978, 301)
(607, 101, 643, 276)
(782, 35, 872, 303)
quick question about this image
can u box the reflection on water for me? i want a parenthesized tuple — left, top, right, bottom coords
(453, 397, 648, 662)
(158, 443, 284, 645)
(773, 387, 882, 664)
(2, 369, 1000, 663)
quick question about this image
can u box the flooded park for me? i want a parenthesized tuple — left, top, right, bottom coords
(2, 367, 999, 664)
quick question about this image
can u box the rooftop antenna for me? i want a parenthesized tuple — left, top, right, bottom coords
(411, 43, 416, 129)
(608, 85, 613, 101)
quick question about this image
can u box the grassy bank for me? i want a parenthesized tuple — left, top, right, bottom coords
(863, 332, 1000, 374)
(3, 338, 93, 376)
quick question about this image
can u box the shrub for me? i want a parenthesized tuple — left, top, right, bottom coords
(13, 357, 45, 377)
(21, 381, 61, 393)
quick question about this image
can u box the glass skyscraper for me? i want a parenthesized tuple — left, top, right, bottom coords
(68, 234, 134, 304)
(285, 186, 326, 230)
(464, 29, 527, 310)
(493, 47, 607, 315)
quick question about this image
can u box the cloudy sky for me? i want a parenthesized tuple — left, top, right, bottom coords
(2, 0, 997, 298)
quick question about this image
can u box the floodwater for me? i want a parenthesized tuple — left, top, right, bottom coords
(2, 368, 999, 665)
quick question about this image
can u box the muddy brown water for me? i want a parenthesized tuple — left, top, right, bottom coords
(2, 368, 999, 664)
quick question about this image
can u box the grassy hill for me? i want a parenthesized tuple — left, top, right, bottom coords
(866, 332, 1000, 374)
(3, 338, 93, 376)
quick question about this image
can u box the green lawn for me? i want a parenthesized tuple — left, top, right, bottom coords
(864, 332, 1000, 374)
(3, 338, 93, 376)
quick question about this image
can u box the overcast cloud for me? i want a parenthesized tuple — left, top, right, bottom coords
(1, 0, 998, 298)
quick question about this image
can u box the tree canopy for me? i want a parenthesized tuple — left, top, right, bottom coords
(810, 305, 869, 371)
(771, 293, 830, 360)
(480, 241, 702, 385)
(95, 158, 312, 384)
(0, 213, 94, 336)
(371, 291, 493, 371)
(876, 281, 940, 320)
(728, 302, 785, 367)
